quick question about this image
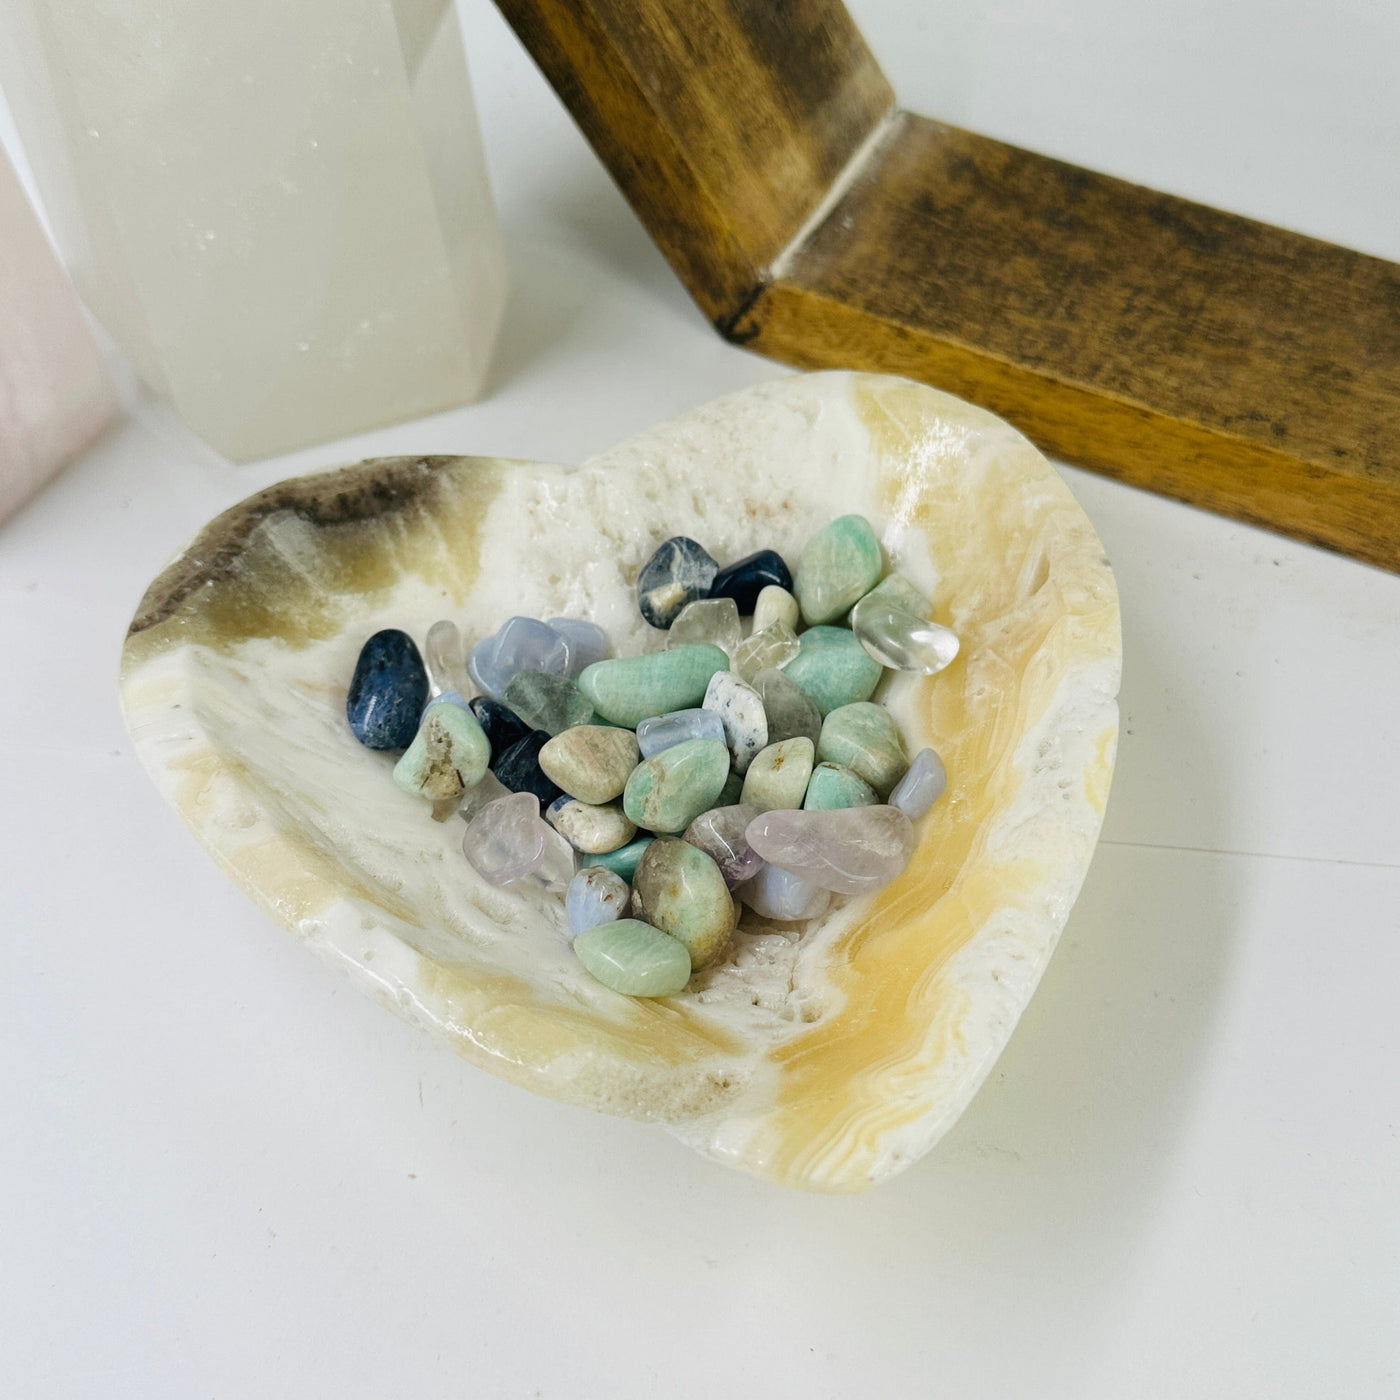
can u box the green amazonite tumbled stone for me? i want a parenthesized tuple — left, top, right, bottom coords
(793, 514, 883, 625)
(783, 626, 883, 716)
(623, 738, 731, 833)
(631, 838, 736, 969)
(817, 702, 909, 797)
(582, 834, 654, 882)
(538, 724, 640, 804)
(392, 700, 490, 801)
(740, 737, 814, 811)
(573, 919, 692, 997)
(803, 761, 879, 810)
(502, 670, 594, 736)
(577, 645, 729, 728)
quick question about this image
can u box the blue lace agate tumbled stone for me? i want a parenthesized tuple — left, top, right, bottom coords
(547, 617, 609, 675)
(470, 697, 533, 764)
(347, 629, 429, 749)
(469, 616, 572, 697)
(492, 729, 564, 807)
(708, 549, 792, 614)
(636, 707, 726, 758)
(636, 536, 718, 628)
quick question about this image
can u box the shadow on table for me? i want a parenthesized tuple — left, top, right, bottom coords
(766, 595, 1245, 1368)
(482, 152, 702, 397)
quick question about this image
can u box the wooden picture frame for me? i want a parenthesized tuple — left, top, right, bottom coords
(492, 0, 1399, 573)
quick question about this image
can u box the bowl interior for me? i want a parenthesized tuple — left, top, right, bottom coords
(120, 372, 1121, 1191)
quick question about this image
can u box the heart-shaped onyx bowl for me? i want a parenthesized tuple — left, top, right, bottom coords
(120, 372, 1120, 1192)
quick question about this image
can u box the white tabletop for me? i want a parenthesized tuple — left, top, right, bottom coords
(3, 2, 1398, 1396)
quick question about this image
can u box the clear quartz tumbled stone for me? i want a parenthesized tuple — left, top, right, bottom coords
(424, 619, 470, 698)
(461, 791, 549, 885)
(666, 597, 742, 658)
(850, 596, 960, 675)
(733, 620, 801, 682)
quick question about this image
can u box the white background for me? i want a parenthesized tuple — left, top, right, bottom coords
(3, 1, 1398, 1395)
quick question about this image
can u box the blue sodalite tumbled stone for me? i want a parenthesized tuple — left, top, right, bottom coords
(636, 536, 719, 628)
(347, 629, 429, 750)
(469, 616, 572, 697)
(492, 729, 564, 807)
(708, 549, 792, 615)
(470, 696, 533, 764)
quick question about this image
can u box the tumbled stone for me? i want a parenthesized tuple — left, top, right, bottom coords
(470, 697, 533, 765)
(424, 619, 469, 698)
(534, 826, 579, 892)
(502, 670, 594, 736)
(461, 791, 548, 885)
(547, 617, 609, 675)
(736, 863, 831, 922)
(492, 729, 564, 808)
(577, 644, 728, 728)
(853, 571, 929, 620)
(817, 702, 909, 796)
(547, 795, 636, 854)
(636, 707, 726, 758)
(803, 762, 878, 811)
(392, 696, 491, 802)
(667, 597, 741, 658)
(740, 737, 814, 811)
(733, 620, 800, 682)
(347, 629, 429, 750)
(683, 804, 766, 888)
(708, 548, 793, 614)
(582, 834, 654, 882)
(752, 584, 800, 634)
(751, 668, 822, 746)
(424, 688, 469, 719)
(632, 837, 737, 969)
(745, 805, 915, 894)
(636, 536, 719, 628)
(538, 724, 640, 804)
(702, 670, 768, 775)
(573, 919, 692, 997)
(459, 769, 511, 822)
(889, 746, 947, 819)
(783, 626, 883, 716)
(793, 514, 883, 625)
(851, 597, 960, 674)
(469, 616, 571, 697)
(718, 772, 745, 807)
(622, 738, 731, 833)
(565, 867, 631, 936)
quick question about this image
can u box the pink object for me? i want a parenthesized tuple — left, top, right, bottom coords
(0, 146, 118, 524)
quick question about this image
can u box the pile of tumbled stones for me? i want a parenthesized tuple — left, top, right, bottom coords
(346, 515, 958, 998)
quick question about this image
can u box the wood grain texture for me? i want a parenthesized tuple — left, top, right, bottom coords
(493, 0, 893, 318)
(492, 1, 1400, 571)
(744, 117, 1400, 571)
